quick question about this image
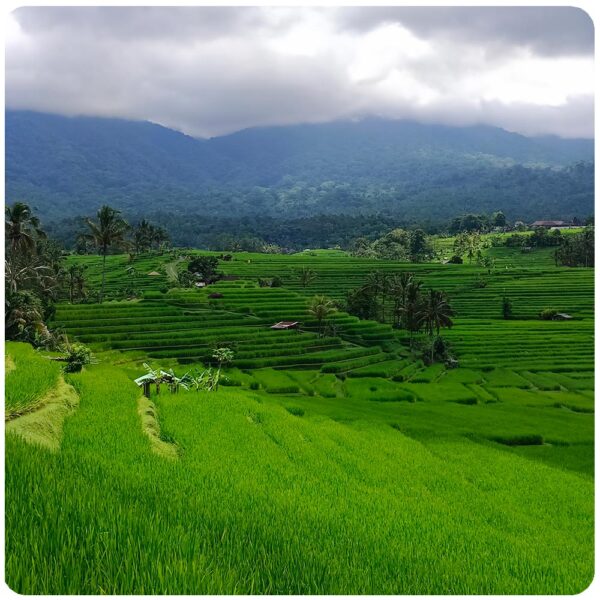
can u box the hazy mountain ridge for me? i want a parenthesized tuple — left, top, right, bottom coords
(5, 110, 594, 222)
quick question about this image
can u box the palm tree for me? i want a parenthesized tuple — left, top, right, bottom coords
(388, 271, 414, 327)
(5, 202, 46, 256)
(83, 205, 130, 302)
(212, 346, 234, 390)
(66, 264, 87, 304)
(365, 271, 390, 322)
(297, 266, 317, 288)
(419, 289, 454, 337)
(308, 295, 337, 337)
(151, 226, 170, 253)
(133, 220, 153, 254)
(397, 279, 423, 344)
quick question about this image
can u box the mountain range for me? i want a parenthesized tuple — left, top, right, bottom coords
(5, 110, 594, 224)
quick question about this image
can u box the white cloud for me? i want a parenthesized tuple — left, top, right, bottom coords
(5, 6, 594, 138)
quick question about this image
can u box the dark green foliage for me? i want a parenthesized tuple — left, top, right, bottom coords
(502, 297, 513, 320)
(62, 342, 93, 373)
(188, 256, 221, 283)
(492, 435, 545, 447)
(6, 111, 594, 225)
(555, 227, 594, 267)
(346, 286, 379, 320)
(540, 308, 559, 320)
(5, 202, 63, 344)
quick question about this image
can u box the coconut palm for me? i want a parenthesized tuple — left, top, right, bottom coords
(297, 266, 317, 288)
(132, 220, 153, 254)
(397, 279, 423, 343)
(5, 202, 46, 256)
(388, 271, 414, 327)
(212, 347, 234, 390)
(308, 295, 337, 337)
(419, 289, 454, 337)
(151, 226, 170, 252)
(65, 264, 87, 304)
(83, 205, 130, 302)
(364, 271, 391, 322)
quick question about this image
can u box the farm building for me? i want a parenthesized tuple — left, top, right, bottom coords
(147, 271, 161, 276)
(270, 321, 300, 330)
(531, 220, 567, 228)
(553, 313, 573, 321)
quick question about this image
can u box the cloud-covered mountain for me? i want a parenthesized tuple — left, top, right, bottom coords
(5, 110, 594, 224)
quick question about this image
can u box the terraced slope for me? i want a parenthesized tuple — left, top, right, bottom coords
(52, 282, 403, 369)
(5, 365, 594, 594)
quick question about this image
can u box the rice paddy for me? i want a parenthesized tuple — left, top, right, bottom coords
(5, 240, 594, 594)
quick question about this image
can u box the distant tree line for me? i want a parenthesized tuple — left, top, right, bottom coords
(350, 228, 435, 262)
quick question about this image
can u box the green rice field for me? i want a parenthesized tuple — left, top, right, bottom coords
(5, 241, 594, 594)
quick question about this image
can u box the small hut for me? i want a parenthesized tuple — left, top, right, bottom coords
(553, 313, 573, 321)
(270, 321, 300, 330)
(147, 271, 161, 276)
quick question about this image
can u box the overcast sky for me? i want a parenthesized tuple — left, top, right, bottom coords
(5, 6, 595, 138)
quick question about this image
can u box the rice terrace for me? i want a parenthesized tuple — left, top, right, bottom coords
(3, 4, 597, 596)
(5, 213, 595, 594)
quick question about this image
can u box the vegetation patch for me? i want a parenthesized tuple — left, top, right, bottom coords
(137, 396, 179, 460)
(5, 377, 79, 452)
(492, 434, 545, 447)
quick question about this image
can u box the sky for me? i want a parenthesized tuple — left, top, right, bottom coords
(4, 6, 595, 139)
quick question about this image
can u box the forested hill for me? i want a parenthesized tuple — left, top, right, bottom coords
(5, 110, 594, 223)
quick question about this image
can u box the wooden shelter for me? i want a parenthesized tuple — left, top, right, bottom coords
(553, 313, 573, 321)
(270, 321, 300, 330)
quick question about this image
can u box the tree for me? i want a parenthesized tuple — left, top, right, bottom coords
(308, 295, 337, 337)
(82, 205, 130, 302)
(419, 290, 454, 338)
(492, 211, 507, 228)
(65, 264, 87, 303)
(409, 229, 433, 262)
(346, 285, 379, 320)
(477, 255, 496, 275)
(502, 296, 513, 320)
(555, 226, 594, 267)
(5, 290, 46, 342)
(373, 229, 410, 260)
(212, 346, 234, 390)
(188, 256, 221, 283)
(132, 219, 153, 254)
(151, 226, 170, 252)
(297, 266, 317, 288)
(397, 278, 423, 343)
(363, 271, 391, 322)
(5, 202, 46, 256)
(453, 231, 485, 263)
(388, 272, 414, 328)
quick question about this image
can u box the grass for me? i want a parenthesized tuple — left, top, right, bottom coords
(5, 342, 62, 419)
(5, 366, 594, 594)
(5, 376, 79, 452)
(6, 240, 594, 594)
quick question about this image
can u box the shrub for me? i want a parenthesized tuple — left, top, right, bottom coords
(448, 255, 463, 264)
(539, 308, 558, 320)
(62, 343, 93, 373)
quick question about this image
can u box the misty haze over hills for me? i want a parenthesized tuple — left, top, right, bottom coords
(5, 110, 594, 225)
